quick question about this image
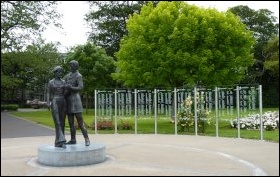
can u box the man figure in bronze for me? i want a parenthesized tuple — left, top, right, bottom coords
(64, 60, 90, 146)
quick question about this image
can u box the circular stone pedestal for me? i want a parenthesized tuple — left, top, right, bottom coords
(38, 143, 106, 167)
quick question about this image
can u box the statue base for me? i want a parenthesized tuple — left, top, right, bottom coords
(37, 142, 106, 166)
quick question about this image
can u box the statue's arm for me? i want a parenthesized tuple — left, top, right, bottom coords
(46, 81, 53, 109)
(69, 76, 84, 91)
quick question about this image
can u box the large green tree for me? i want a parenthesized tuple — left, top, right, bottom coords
(1, 1, 61, 52)
(85, 1, 159, 58)
(113, 1, 254, 88)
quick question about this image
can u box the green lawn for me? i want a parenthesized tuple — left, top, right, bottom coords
(10, 107, 279, 142)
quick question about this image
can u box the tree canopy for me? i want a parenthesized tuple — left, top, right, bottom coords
(1, 40, 63, 102)
(85, 1, 159, 58)
(1, 1, 62, 52)
(113, 1, 255, 88)
(228, 5, 278, 43)
(65, 42, 116, 95)
(263, 36, 279, 78)
(228, 5, 279, 85)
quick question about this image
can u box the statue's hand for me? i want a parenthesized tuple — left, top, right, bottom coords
(66, 84, 72, 89)
(48, 102, 51, 111)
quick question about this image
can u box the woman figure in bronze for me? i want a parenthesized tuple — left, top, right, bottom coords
(47, 66, 67, 148)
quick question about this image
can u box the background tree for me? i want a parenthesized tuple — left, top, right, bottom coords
(262, 35, 279, 107)
(228, 5, 278, 84)
(1, 1, 62, 105)
(263, 36, 279, 78)
(65, 42, 116, 111)
(24, 40, 64, 99)
(229, 5, 279, 107)
(228, 5, 278, 42)
(1, 40, 63, 104)
(113, 1, 254, 88)
(1, 1, 62, 52)
(85, 1, 159, 58)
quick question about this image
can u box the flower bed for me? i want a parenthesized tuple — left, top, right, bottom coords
(230, 111, 279, 131)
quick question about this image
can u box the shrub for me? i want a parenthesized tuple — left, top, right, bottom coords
(177, 92, 211, 133)
(91, 120, 113, 130)
(119, 119, 133, 130)
(1, 104, 19, 111)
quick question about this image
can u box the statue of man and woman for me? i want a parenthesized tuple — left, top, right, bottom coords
(47, 60, 90, 148)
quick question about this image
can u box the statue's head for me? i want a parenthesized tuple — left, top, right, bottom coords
(69, 60, 79, 71)
(69, 60, 79, 67)
(53, 65, 63, 73)
(53, 66, 63, 78)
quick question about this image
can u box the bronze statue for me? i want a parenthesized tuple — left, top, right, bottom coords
(47, 66, 67, 148)
(64, 60, 90, 146)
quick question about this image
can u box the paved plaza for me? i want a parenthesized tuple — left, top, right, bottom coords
(1, 112, 279, 176)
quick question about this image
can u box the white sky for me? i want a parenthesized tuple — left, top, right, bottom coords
(43, 1, 279, 53)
